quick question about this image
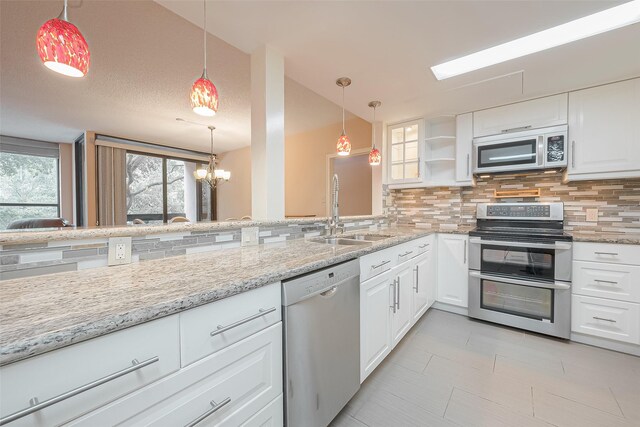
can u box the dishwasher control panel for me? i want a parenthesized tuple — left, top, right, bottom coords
(282, 259, 360, 306)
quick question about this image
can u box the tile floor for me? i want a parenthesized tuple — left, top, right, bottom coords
(330, 309, 640, 427)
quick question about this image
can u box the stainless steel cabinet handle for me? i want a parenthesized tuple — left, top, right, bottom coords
(469, 271, 571, 290)
(390, 279, 397, 314)
(414, 266, 419, 292)
(466, 154, 470, 177)
(501, 125, 532, 134)
(211, 307, 276, 337)
(418, 244, 429, 249)
(396, 277, 401, 310)
(371, 260, 391, 269)
(571, 141, 575, 168)
(593, 316, 617, 323)
(594, 252, 618, 256)
(185, 397, 232, 427)
(399, 251, 413, 258)
(469, 237, 572, 250)
(0, 356, 159, 426)
(593, 279, 618, 285)
(463, 240, 467, 264)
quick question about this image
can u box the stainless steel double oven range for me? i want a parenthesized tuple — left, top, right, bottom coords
(468, 203, 573, 339)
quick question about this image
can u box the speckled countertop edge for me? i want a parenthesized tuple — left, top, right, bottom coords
(569, 232, 640, 245)
(0, 215, 386, 245)
(0, 226, 470, 366)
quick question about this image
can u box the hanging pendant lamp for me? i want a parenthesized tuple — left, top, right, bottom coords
(194, 126, 230, 188)
(36, 0, 90, 77)
(190, 0, 219, 116)
(336, 77, 352, 156)
(368, 101, 382, 166)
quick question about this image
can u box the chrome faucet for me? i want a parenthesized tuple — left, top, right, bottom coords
(328, 173, 341, 236)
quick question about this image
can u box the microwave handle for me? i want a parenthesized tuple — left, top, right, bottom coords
(469, 237, 571, 251)
(469, 271, 571, 290)
(537, 136, 543, 166)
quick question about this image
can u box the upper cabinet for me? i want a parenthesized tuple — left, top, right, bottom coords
(455, 113, 473, 186)
(387, 120, 423, 185)
(567, 78, 640, 181)
(473, 93, 568, 138)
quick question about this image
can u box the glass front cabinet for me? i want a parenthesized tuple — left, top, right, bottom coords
(387, 120, 423, 185)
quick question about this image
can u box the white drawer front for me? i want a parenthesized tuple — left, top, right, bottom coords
(395, 241, 417, 265)
(405, 235, 434, 260)
(573, 242, 640, 265)
(573, 261, 640, 303)
(0, 315, 180, 427)
(70, 323, 283, 427)
(240, 394, 283, 427)
(180, 283, 281, 367)
(360, 246, 395, 282)
(572, 295, 640, 344)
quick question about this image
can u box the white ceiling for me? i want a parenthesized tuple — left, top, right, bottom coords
(2, 1, 639, 154)
(157, 0, 640, 124)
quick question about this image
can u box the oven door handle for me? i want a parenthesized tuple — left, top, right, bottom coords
(469, 238, 571, 251)
(469, 271, 571, 290)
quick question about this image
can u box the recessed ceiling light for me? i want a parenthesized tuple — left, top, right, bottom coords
(430, 0, 640, 80)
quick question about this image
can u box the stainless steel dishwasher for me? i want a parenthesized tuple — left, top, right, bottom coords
(283, 259, 360, 427)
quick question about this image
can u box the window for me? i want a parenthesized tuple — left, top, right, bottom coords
(0, 137, 60, 230)
(125, 152, 213, 224)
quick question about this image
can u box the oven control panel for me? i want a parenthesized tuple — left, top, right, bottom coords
(487, 204, 550, 218)
(477, 203, 563, 221)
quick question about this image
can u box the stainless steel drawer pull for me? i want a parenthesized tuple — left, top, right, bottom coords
(399, 251, 413, 257)
(593, 316, 617, 323)
(594, 252, 618, 256)
(371, 260, 391, 269)
(0, 356, 159, 426)
(593, 279, 618, 285)
(418, 244, 429, 249)
(211, 307, 276, 337)
(185, 397, 232, 427)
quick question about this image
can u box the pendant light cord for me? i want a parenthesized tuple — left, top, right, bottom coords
(372, 105, 376, 148)
(341, 86, 346, 134)
(203, 0, 207, 75)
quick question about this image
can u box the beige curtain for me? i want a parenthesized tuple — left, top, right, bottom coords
(97, 146, 127, 226)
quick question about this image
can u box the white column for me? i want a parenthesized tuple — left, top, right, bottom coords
(371, 121, 384, 215)
(251, 46, 285, 220)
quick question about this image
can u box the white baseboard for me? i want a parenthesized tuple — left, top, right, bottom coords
(432, 301, 468, 316)
(571, 332, 640, 357)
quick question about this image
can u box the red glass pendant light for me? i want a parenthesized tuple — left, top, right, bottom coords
(190, 0, 219, 116)
(336, 77, 352, 156)
(368, 101, 382, 166)
(36, 0, 90, 77)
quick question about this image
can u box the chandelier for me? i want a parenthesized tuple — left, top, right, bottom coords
(194, 126, 230, 188)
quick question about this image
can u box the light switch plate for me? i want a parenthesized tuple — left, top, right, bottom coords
(108, 237, 132, 266)
(241, 227, 259, 246)
(586, 208, 598, 222)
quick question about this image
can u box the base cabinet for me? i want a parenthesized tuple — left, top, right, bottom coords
(391, 263, 414, 347)
(412, 248, 436, 323)
(436, 234, 469, 308)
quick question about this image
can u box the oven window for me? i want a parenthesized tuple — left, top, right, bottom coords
(477, 139, 537, 169)
(481, 279, 553, 321)
(481, 244, 554, 281)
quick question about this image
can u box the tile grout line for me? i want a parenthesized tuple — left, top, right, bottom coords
(608, 386, 626, 419)
(531, 386, 535, 418)
(493, 354, 497, 373)
(545, 390, 629, 419)
(442, 386, 456, 420)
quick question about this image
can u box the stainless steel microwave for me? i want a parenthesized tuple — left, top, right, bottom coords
(473, 125, 568, 174)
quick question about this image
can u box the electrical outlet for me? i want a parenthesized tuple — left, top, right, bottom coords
(586, 208, 599, 222)
(241, 227, 259, 247)
(108, 237, 132, 266)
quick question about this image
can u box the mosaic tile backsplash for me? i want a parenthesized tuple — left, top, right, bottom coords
(386, 171, 640, 234)
(0, 218, 387, 280)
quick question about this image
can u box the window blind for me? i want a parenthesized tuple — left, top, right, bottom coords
(95, 135, 209, 163)
(0, 135, 60, 158)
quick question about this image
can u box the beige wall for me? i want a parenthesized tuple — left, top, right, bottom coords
(58, 143, 74, 223)
(217, 146, 252, 220)
(285, 118, 373, 217)
(331, 153, 372, 216)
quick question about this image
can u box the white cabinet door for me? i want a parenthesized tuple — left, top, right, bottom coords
(360, 271, 393, 382)
(391, 263, 414, 347)
(568, 78, 640, 179)
(412, 251, 433, 323)
(387, 120, 423, 184)
(455, 113, 473, 184)
(473, 94, 568, 137)
(437, 234, 469, 308)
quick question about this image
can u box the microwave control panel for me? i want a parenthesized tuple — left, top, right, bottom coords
(487, 204, 551, 218)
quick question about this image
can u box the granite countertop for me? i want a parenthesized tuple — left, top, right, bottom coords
(569, 232, 640, 245)
(0, 226, 451, 366)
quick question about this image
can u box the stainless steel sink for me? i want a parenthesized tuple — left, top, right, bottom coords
(349, 234, 392, 242)
(309, 236, 371, 246)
